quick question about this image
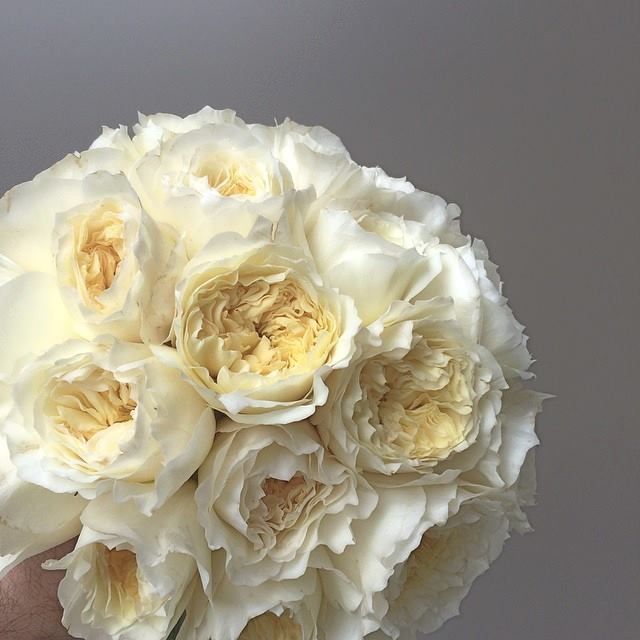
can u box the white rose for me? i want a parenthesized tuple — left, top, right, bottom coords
(0, 161, 183, 344)
(252, 118, 359, 204)
(255, 124, 464, 250)
(202, 568, 321, 640)
(315, 484, 435, 640)
(375, 493, 527, 639)
(318, 389, 542, 639)
(128, 108, 293, 212)
(0, 268, 75, 381)
(303, 207, 441, 326)
(161, 223, 360, 424)
(303, 205, 539, 491)
(5, 337, 215, 514)
(0, 426, 85, 579)
(94, 108, 313, 260)
(44, 483, 212, 640)
(298, 171, 531, 380)
(195, 418, 376, 587)
(319, 164, 465, 250)
(314, 298, 506, 480)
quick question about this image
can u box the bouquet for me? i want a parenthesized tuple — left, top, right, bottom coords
(0, 108, 543, 640)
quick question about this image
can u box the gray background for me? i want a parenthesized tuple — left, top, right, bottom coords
(0, 2, 638, 638)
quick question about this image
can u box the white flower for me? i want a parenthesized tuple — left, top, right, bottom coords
(127, 108, 291, 204)
(253, 118, 359, 204)
(195, 419, 377, 587)
(162, 222, 360, 424)
(314, 485, 435, 640)
(302, 207, 442, 326)
(299, 174, 531, 379)
(0, 267, 75, 381)
(44, 483, 212, 640)
(314, 298, 507, 481)
(0, 160, 183, 344)
(376, 493, 527, 639)
(0, 425, 85, 579)
(202, 568, 321, 640)
(5, 337, 215, 514)
(313, 164, 465, 250)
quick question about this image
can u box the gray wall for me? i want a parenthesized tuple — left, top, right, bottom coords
(1, 2, 637, 638)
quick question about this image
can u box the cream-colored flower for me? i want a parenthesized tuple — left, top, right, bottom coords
(297, 172, 531, 381)
(196, 564, 321, 640)
(0, 269, 75, 381)
(314, 299, 505, 480)
(318, 164, 465, 250)
(5, 338, 214, 514)
(195, 419, 377, 587)
(125, 109, 292, 209)
(313, 483, 436, 640)
(91, 108, 301, 259)
(252, 118, 359, 205)
(0, 426, 86, 580)
(375, 494, 527, 639)
(0, 162, 182, 344)
(45, 484, 212, 640)
(162, 225, 360, 424)
(52, 173, 183, 343)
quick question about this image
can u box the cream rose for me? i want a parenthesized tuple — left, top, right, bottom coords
(161, 224, 360, 424)
(53, 173, 183, 343)
(196, 565, 321, 640)
(0, 161, 183, 344)
(195, 419, 377, 587)
(113, 109, 292, 232)
(0, 427, 86, 579)
(314, 299, 505, 480)
(4, 338, 215, 514)
(318, 164, 465, 250)
(373, 493, 528, 639)
(305, 188, 531, 379)
(44, 484, 212, 640)
(251, 118, 359, 205)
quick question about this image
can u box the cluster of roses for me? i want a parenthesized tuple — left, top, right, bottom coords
(0, 108, 542, 640)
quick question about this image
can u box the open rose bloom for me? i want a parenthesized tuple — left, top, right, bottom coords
(0, 108, 544, 640)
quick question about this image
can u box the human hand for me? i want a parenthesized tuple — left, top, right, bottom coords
(0, 540, 75, 640)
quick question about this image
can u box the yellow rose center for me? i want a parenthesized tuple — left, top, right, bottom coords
(192, 277, 337, 383)
(195, 158, 259, 197)
(362, 337, 474, 461)
(95, 546, 141, 624)
(48, 369, 136, 442)
(239, 611, 302, 640)
(253, 473, 321, 533)
(105, 548, 140, 600)
(74, 203, 125, 308)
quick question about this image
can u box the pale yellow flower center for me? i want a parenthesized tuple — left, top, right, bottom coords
(47, 370, 136, 442)
(192, 277, 337, 382)
(252, 473, 321, 533)
(74, 203, 125, 308)
(195, 158, 259, 197)
(95, 546, 141, 624)
(105, 548, 140, 600)
(362, 337, 474, 461)
(239, 611, 302, 640)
